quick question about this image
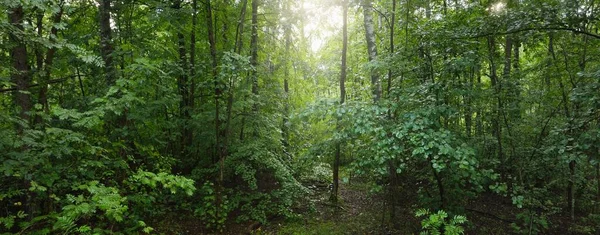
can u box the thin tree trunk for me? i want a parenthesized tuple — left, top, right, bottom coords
(206, 0, 223, 221)
(430, 158, 446, 210)
(387, 0, 397, 222)
(597, 141, 600, 213)
(331, 0, 348, 203)
(512, 39, 521, 120)
(190, 0, 197, 108)
(487, 36, 504, 166)
(250, 0, 259, 113)
(240, 0, 258, 140)
(502, 36, 518, 169)
(237, 0, 249, 141)
(36, 4, 64, 126)
(465, 67, 473, 138)
(234, 0, 248, 54)
(282, 20, 291, 151)
(549, 34, 575, 220)
(387, 0, 395, 98)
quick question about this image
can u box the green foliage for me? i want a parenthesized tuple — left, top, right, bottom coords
(2, 0, 600, 233)
(416, 209, 467, 235)
(194, 181, 229, 230)
(510, 210, 549, 235)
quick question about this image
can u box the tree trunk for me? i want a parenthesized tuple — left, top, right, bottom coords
(41, 7, 63, 108)
(430, 158, 446, 210)
(387, 0, 395, 98)
(282, 19, 291, 152)
(331, 0, 348, 203)
(549, 34, 575, 220)
(387, 0, 397, 222)
(362, 0, 381, 102)
(8, 6, 32, 130)
(486, 36, 504, 165)
(596, 145, 600, 213)
(98, 0, 117, 86)
(234, 0, 248, 54)
(190, 0, 197, 108)
(173, 0, 191, 156)
(511, 39, 521, 120)
(206, 0, 223, 221)
(236, 0, 249, 141)
(465, 67, 473, 138)
(250, 0, 259, 113)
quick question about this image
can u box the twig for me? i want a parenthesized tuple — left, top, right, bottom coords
(466, 208, 514, 223)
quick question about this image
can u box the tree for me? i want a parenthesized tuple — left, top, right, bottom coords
(362, 0, 381, 102)
(331, 0, 348, 203)
(8, 5, 31, 130)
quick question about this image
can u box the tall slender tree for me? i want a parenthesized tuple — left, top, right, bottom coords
(331, 0, 348, 203)
(362, 0, 380, 102)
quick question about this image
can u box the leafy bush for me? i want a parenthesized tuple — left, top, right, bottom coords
(416, 209, 467, 235)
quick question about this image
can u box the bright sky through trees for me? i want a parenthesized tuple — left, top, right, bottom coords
(301, 0, 343, 52)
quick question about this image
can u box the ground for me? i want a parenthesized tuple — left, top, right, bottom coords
(154, 180, 590, 235)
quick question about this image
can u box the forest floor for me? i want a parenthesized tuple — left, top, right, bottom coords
(256, 181, 421, 235)
(156, 180, 580, 234)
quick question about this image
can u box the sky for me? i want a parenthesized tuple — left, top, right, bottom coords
(300, 0, 344, 52)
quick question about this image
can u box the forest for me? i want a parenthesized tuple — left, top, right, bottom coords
(1, 0, 600, 234)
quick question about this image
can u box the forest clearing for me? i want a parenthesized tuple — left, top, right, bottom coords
(2, 0, 600, 234)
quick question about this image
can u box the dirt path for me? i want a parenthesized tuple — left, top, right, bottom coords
(260, 181, 418, 235)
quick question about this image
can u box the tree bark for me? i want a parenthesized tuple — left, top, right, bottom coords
(282, 17, 291, 152)
(173, 0, 192, 155)
(8, 5, 32, 130)
(250, 0, 259, 112)
(331, 0, 348, 203)
(549, 34, 575, 220)
(98, 0, 117, 86)
(206, 0, 223, 222)
(387, 0, 395, 98)
(190, 0, 197, 108)
(487, 36, 504, 165)
(35, 4, 64, 126)
(234, 0, 248, 54)
(430, 158, 446, 210)
(362, 0, 381, 102)
(237, 0, 249, 141)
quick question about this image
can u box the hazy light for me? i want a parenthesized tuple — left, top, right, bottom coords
(487, 2, 506, 14)
(302, 0, 343, 53)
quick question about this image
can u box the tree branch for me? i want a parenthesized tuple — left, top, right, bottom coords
(455, 27, 600, 40)
(0, 75, 83, 93)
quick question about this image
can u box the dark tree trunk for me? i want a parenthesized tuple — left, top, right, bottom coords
(206, 0, 224, 222)
(36, 5, 64, 126)
(190, 0, 197, 108)
(331, 0, 348, 203)
(234, 0, 248, 54)
(387, 0, 395, 98)
(8, 6, 32, 129)
(282, 19, 291, 152)
(98, 0, 117, 86)
(487, 36, 504, 165)
(172, 0, 192, 156)
(549, 34, 576, 220)
(430, 158, 446, 210)
(236, 0, 248, 141)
